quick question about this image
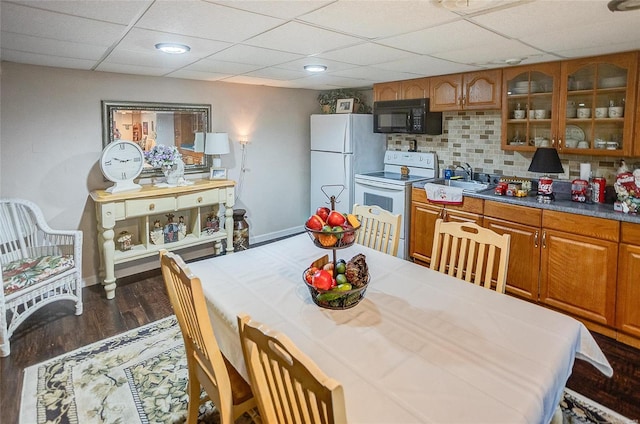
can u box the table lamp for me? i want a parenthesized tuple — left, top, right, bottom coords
(205, 132, 230, 168)
(528, 147, 564, 203)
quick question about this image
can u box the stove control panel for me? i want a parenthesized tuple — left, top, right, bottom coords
(384, 150, 436, 169)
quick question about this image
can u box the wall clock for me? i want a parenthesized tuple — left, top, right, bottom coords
(100, 140, 145, 193)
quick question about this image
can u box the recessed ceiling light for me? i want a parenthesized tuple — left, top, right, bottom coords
(304, 65, 327, 73)
(155, 43, 191, 54)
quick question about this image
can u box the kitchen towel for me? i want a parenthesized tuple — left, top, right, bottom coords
(580, 163, 591, 181)
(424, 183, 464, 205)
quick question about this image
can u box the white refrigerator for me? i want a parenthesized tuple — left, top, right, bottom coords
(310, 114, 386, 215)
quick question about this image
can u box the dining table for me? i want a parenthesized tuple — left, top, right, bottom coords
(188, 233, 613, 424)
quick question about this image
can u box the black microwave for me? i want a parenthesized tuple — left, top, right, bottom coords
(373, 98, 443, 135)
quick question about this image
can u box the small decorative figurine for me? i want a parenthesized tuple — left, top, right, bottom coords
(117, 231, 132, 251)
(150, 219, 164, 245)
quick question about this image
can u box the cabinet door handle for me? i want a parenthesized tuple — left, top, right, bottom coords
(534, 230, 539, 248)
(149, 203, 155, 211)
(458, 96, 463, 107)
(542, 230, 547, 249)
(197, 196, 203, 203)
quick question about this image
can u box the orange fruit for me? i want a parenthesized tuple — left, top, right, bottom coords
(347, 214, 360, 228)
(318, 233, 338, 247)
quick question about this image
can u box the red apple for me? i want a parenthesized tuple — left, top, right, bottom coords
(341, 223, 355, 244)
(327, 211, 346, 227)
(316, 207, 330, 222)
(305, 214, 324, 231)
(312, 269, 333, 291)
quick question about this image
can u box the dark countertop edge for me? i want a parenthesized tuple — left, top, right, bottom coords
(413, 181, 640, 224)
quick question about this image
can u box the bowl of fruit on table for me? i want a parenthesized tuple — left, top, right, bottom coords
(305, 207, 360, 248)
(303, 253, 369, 309)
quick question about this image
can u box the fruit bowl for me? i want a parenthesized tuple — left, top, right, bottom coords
(304, 225, 359, 249)
(302, 269, 369, 310)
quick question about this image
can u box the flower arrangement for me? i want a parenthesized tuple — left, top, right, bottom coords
(145, 145, 181, 168)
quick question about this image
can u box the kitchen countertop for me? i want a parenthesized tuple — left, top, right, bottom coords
(413, 180, 640, 224)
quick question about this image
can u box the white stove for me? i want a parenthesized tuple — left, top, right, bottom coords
(354, 150, 438, 259)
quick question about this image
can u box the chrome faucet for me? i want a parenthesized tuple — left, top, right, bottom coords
(455, 163, 473, 181)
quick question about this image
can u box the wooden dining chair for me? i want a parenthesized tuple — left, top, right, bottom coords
(352, 204, 401, 256)
(429, 218, 511, 293)
(159, 250, 259, 424)
(237, 313, 348, 424)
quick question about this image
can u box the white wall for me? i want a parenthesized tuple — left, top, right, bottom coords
(0, 62, 317, 285)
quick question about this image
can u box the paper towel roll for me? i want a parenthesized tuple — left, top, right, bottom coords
(580, 163, 591, 181)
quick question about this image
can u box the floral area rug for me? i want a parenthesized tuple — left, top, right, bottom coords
(21, 316, 632, 424)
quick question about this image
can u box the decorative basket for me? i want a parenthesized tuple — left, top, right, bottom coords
(302, 268, 369, 310)
(304, 225, 359, 249)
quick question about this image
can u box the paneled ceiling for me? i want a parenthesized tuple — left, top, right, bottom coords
(1, 0, 639, 90)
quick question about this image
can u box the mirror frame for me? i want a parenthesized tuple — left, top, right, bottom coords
(101, 100, 212, 178)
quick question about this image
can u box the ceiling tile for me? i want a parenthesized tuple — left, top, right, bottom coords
(372, 55, 482, 77)
(1, 2, 127, 46)
(206, 45, 303, 66)
(116, 28, 232, 58)
(243, 21, 363, 55)
(316, 42, 418, 66)
(297, 0, 459, 39)
(135, 1, 285, 43)
(95, 62, 173, 76)
(273, 57, 359, 73)
(331, 66, 423, 83)
(377, 20, 513, 55)
(432, 39, 546, 64)
(0, 32, 105, 60)
(8, 0, 153, 24)
(214, 0, 333, 20)
(0, 49, 96, 69)
(184, 59, 263, 75)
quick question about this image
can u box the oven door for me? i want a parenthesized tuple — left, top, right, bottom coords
(354, 178, 410, 259)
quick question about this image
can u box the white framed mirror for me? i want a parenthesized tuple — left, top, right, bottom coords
(101, 100, 212, 177)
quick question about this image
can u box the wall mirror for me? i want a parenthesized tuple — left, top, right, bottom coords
(101, 100, 211, 177)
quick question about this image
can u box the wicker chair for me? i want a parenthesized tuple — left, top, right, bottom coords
(1, 198, 83, 356)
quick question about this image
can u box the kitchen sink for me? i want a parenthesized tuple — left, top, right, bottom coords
(430, 179, 493, 193)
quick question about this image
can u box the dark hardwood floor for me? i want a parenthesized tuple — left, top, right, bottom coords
(2, 270, 640, 423)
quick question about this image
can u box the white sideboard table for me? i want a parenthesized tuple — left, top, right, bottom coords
(90, 179, 235, 299)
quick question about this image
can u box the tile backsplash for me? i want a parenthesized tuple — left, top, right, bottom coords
(386, 110, 639, 185)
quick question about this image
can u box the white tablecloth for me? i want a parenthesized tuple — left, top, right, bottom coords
(189, 234, 612, 424)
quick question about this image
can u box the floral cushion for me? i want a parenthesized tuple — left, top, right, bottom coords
(2, 255, 75, 296)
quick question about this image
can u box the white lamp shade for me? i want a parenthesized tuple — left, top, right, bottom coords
(205, 133, 230, 155)
(193, 132, 205, 152)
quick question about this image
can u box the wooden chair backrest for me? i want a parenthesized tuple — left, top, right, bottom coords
(429, 218, 511, 293)
(159, 250, 235, 422)
(237, 313, 347, 424)
(352, 204, 401, 256)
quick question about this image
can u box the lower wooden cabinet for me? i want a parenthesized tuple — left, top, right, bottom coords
(410, 188, 482, 266)
(617, 222, 640, 347)
(483, 201, 542, 301)
(540, 210, 618, 329)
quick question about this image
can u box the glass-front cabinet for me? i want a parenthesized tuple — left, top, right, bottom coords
(502, 52, 638, 156)
(502, 63, 561, 151)
(559, 52, 637, 156)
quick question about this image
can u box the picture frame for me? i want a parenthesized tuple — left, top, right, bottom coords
(336, 98, 354, 114)
(210, 167, 227, 180)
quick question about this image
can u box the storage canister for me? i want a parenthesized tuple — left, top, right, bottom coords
(592, 177, 606, 203)
(232, 209, 250, 251)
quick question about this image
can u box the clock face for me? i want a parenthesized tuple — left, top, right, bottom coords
(100, 141, 145, 183)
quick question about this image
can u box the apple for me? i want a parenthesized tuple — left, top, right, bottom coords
(341, 223, 355, 244)
(316, 207, 330, 222)
(327, 211, 346, 227)
(312, 269, 333, 290)
(305, 214, 324, 231)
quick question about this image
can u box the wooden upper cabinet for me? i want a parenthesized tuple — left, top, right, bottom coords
(373, 82, 400, 101)
(430, 69, 502, 111)
(401, 77, 430, 100)
(374, 78, 430, 101)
